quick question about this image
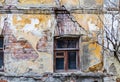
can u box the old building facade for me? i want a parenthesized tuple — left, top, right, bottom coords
(0, 0, 119, 82)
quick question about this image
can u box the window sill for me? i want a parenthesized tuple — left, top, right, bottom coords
(0, 71, 5, 76)
(54, 48, 79, 51)
(0, 71, 108, 79)
(0, 67, 4, 72)
(55, 69, 79, 73)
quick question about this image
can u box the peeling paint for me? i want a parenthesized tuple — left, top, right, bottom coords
(0, 0, 119, 82)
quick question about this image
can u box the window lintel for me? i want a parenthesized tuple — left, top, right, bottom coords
(54, 34, 81, 39)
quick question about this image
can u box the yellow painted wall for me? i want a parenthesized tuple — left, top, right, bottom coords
(18, 0, 56, 6)
(72, 14, 103, 30)
(60, 0, 79, 7)
(0, 0, 4, 3)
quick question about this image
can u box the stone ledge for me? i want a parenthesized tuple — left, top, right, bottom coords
(53, 72, 107, 78)
(0, 71, 110, 78)
(0, 6, 118, 14)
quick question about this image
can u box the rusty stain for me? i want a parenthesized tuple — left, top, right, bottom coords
(116, 78, 120, 82)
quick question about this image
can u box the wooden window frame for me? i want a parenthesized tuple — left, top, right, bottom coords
(54, 36, 80, 72)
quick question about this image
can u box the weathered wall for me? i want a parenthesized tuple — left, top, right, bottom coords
(0, 13, 104, 75)
(1, 14, 55, 75)
(72, 14, 103, 71)
(0, 0, 119, 82)
(0, 73, 104, 82)
(0, 0, 103, 9)
(103, 13, 120, 82)
(0, 13, 105, 82)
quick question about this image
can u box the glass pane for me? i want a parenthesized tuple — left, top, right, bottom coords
(0, 38, 3, 48)
(56, 39, 77, 48)
(56, 58, 64, 70)
(67, 40, 77, 48)
(0, 52, 3, 68)
(68, 52, 76, 69)
(56, 39, 67, 48)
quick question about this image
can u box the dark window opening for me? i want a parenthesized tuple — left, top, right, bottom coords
(0, 52, 3, 68)
(54, 37, 79, 72)
(56, 39, 77, 48)
(56, 58, 64, 69)
(0, 38, 3, 48)
(68, 51, 76, 69)
(0, 36, 4, 71)
(94, 81, 98, 82)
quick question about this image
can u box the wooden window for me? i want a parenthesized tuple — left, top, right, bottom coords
(54, 37, 80, 72)
(0, 36, 4, 71)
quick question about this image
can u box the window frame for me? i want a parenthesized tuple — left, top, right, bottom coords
(54, 36, 80, 72)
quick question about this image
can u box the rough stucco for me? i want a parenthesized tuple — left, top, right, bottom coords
(18, 0, 55, 4)
(18, 0, 56, 8)
(72, 14, 103, 30)
(0, 0, 103, 9)
(72, 14, 103, 72)
(1, 14, 54, 75)
(0, 13, 105, 82)
(80, 0, 103, 8)
(0, 13, 103, 75)
(0, 11, 104, 82)
(0, 0, 119, 82)
(104, 14, 120, 78)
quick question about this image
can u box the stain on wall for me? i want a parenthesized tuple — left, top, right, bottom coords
(0, 0, 119, 82)
(0, 11, 104, 75)
(1, 14, 55, 75)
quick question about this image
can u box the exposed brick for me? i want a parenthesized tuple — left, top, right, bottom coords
(0, 80, 7, 82)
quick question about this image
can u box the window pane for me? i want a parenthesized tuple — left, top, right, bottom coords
(0, 38, 3, 48)
(56, 39, 77, 48)
(68, 52, 76, 69)
(56, 58, 64, 70)
(0, 51, 3, 68)
(56, 39, 67, 48)
(67, 40, 77, 48)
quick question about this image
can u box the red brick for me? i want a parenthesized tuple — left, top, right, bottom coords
(0, 80, 7, 82)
